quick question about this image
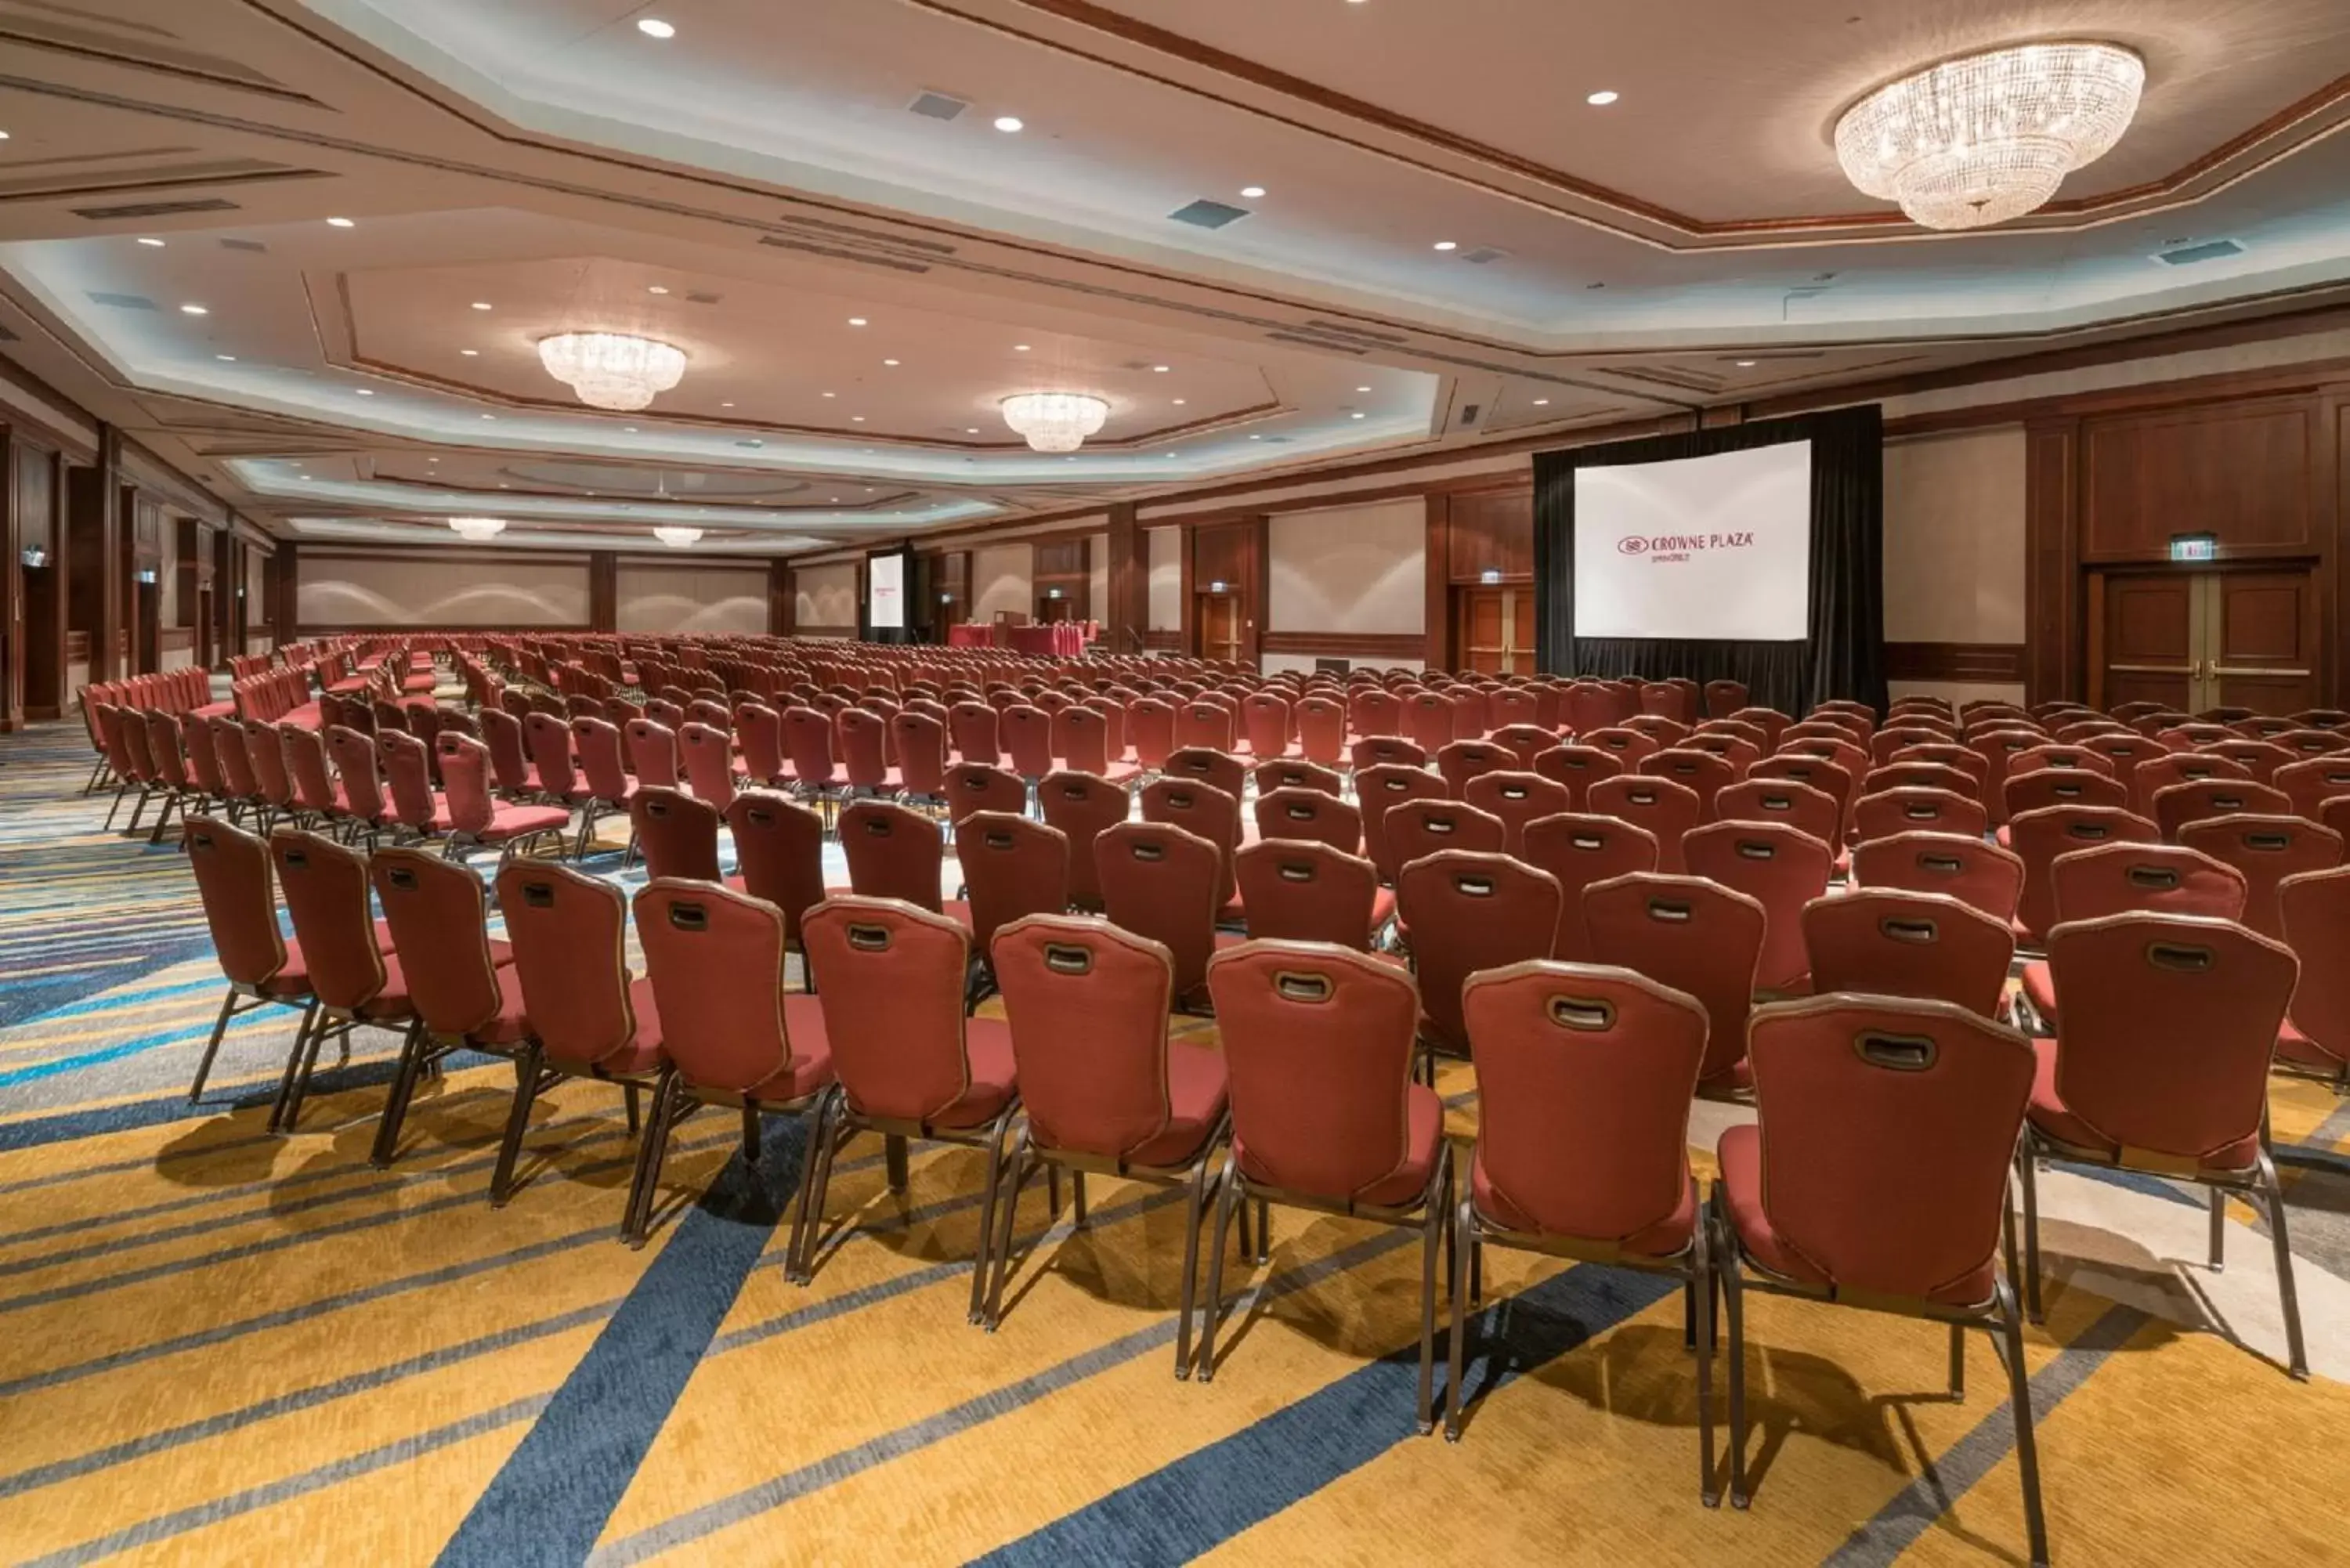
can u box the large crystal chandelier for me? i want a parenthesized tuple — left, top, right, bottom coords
(537, 331, 689, 412)
(652, 526, 703, 548)
(446, 516, 507, 541)
(1000, 392, 1110, 453)
(1835, 42, 2146, 230)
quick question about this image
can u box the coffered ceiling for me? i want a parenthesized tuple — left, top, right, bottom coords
(0, 0, 2344, 553)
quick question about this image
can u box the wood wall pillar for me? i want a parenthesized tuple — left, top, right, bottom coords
(66, 428, 122, 681)
(1423, 494, 1452, 670)
(1104, 502, 1146, 655)
(588, 551, 618, 632)
(275, 540, 299, 643)
(769, 560, 796, 635)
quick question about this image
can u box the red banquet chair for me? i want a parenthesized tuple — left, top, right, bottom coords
(1851, 786, 1987, 846)
(1849, 830, 2025, 925)
(490, 860, 668, 1212)
(954, 811, 1072, 991)
(181, 816, 327, 1112)
(1462, 770, 1571, 855)
(436, 733, 572, 864)
(2009, 804, 2160, 945)
(1588, 774, 1701, 873)
(2015, 840, 2245, 1030)
(2153, 778, 2293, 841)
(628, 879, 835, 1252)
(1197, 941, 1452, 1420)
(1520, 812, 1660, 962)
(630, 786, 725, 883)
(1682, 820, 1833, 993)
(1585, 873, 1765, 1094)
(1715, 777, 1841, 850)
(1712, 995, 2044, 1565)
(267, 828, 417, 1133)
(1351, 735, 1427, 772)
(944, 761, 1025, 829)
(1445, 961, 1715, 1484)
(1253, 757, 1344, 800)
(1039, 770, 1129, 913)
(1802, 888, 2015, 1017)
(1383, 797, 1506, 883)
(2178, 814, 2344, 941)
(1097, 821, 1237, 1009)
(726, 790, 828, 989)
(1234, 840, 1386, 949)
(796, 897, 1023, 1316)
(1253, 784, 1361, 854)
(365, 847, 537, 1172)
(1531, 744, 1625, 811)
(2019, 914, 2305, 1381)
(1356, 764, 1448, 884)
(1141, 777, 1243, 923)
(841, 799, 964, 922)
(981, 914, 1238, 1355)
(1396, 849, 1564, 1082)
(2277, 867, 2350, 1089)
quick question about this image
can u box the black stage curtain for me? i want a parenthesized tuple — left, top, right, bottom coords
(1531, 403, 1888, 717)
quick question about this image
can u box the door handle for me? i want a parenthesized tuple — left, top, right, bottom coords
(2106, 664, 2194, 675)
(2211, 666, 2309, 678)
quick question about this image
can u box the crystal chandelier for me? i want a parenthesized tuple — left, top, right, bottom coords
(1835, 42, 2146, 230)
(446, 516, 507, 541)
(1001, 392, 1110, 453)
(652, 526, 703, 548)
(537, 331, 689, 411)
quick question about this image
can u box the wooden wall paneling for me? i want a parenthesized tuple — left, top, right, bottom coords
(29, 443, 62, 717)
(769, 561, 796, 634)
(1104, 502, 1145, 653)
(1249, 512, 1269, 667)
(0, 429, 16, 728)
(275, 541, 298, 644)
(1258, 631, 1426, 661)
(2081, 396, 2319, 560)
(1884, 642, 2030, 684)
(1445, 486, 1535, 583)
(2334, 397, 2350, 701)
(1424, 494, 1452, 669)
(2024, 420, 2082, 706)
(65, 437, 121, 683)
(1032, 535, 1091, 620)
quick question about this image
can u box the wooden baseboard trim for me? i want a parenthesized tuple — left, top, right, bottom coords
(1260, 630, 1425, 660)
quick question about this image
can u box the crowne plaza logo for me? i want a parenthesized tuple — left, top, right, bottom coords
(1617, 531, 1758, 563)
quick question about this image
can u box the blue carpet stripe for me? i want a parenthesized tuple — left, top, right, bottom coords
(969, 1263, 1678, 1568)
(433, 1116, 808, 1568)
(1821, 1303, 2148, 1566)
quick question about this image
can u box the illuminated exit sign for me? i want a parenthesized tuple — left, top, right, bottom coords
(2169, 533, 2218, 562)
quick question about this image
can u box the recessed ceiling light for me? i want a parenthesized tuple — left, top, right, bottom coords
(821, 391, 836, 398)
(721, 400, 736, 407)
(179, 303, 208, 315)
(215, 353, 237, 362)
(647, 285, 669, 295)
(637, 17, 675, 38)
(1152, 365, 1170, 373)
(851, 415, 867, 422)
(883, 359, 900, 367)
(326, 216, 356, 228)
(136, 237, 165, 247)
(471, 302, 493, 311)
(1014, 344, 1031, 352)
(1350, 412, 1366, 420)
(967, 427, 981, 434)
(1173, 399, 1187, 406)
(1586, 90, 1620, 106)
(1249, 434, 1262, 440)
(1735, 359, 1757, 367)
(480, 414, 496, 421)
(1241, 186, 1267, 199)
(624, 425, 638, 432)
(1532, 398, 1549, 406)
(993, 115, 1024, 133)
(1433, 240, 1458, 252)
(354, 388, 374, 396)
(848, 316, 867, 327)
(1356, 385, 1372, 392)
(830, 496, 840, 503)
(427, 457, 438, 463)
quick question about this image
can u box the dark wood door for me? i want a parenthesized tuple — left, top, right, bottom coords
(2213, 569, 2319, 716)
(2099, 573, 2196, 713)
(1458, 587, 1535, 675)
(1197, 594, 1243, 663)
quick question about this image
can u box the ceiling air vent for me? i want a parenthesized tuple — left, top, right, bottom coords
(1169, 199, 1251, 230)
(1459, 247, 1509, 266)
(86, 291, 157, 310)
(220, 237, 267, 253)
(2153, 238, 2244, 267)
(70, 197, 240, 221)
(907, 90, 969, 122)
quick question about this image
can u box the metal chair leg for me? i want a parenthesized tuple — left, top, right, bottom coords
(1948, 1321, 1966, 1400)
(967, 1109, 1018, 1326)
(621, 1074, 679, 1248)
(984, 1137, 1036, 1333)
(1195, 1173, 1243, 1384)
(1443, 1196, 1473, 1440)
(188, 989, 240, 1104)
(1716, 1199, 1751, 1509)
(266, 1004, 320, 1133)
(2016, 1144, 2044, 1323)
(790, 1092, 846, 1284)
(1694, 1227, 1718, 1508)
(1414, 1160, 1446, 1435)
(2207, 1186, 2227, 1272)
(1172, 1160, 1210, 1377)
(489, 1045, 544, 1207)
(367, 1021, 430, 1167)
(2258, 1152, 2309, 1380)
(784, 1088, 837, 1281)
(1998, 1281, 2052, 1567)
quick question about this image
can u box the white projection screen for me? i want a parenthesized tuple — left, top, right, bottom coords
(1573, 441, 1814, 641)
(866, 551, 906, 631)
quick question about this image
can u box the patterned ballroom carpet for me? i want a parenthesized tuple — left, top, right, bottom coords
(4, 716, 2350, 1566)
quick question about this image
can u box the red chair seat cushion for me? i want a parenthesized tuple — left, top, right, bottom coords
(263, 918, 403, 999)
(194, 699, 238, 720)
(743, 992, 833, 1104)
(477, 804, 570, 843)
(1123, 1041, 1230, 1169)
(595, 977, 668, 1075)
(924, 1017, 1018, 1130)
(2276, 1018, 2345, 1073)
(1718, 1123, 1996, 1306)
(1236, 1080, 1442, 1208)
(2027, 1037, 2258, 1172)
(1473, 1150, 1697, 1259)
(2019, 961, 2058, 1024)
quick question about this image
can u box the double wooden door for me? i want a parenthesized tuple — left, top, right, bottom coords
(1196, 593, 1245, 663)
(1458, 587, 1535, 675)
(2097, 568, 2319, 715)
